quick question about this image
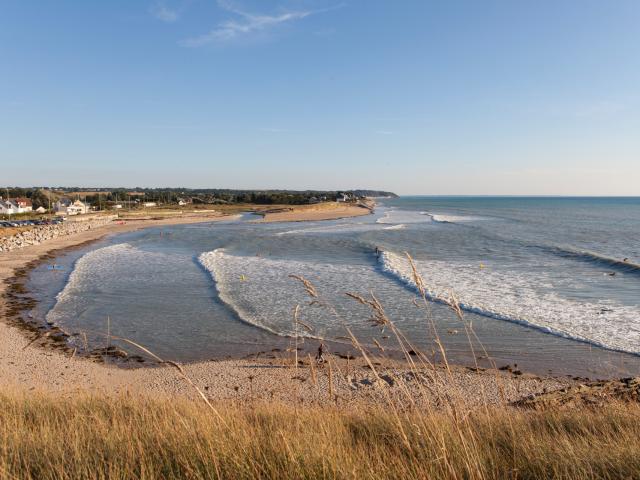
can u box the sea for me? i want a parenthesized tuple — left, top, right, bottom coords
(26, 197, 640, 378)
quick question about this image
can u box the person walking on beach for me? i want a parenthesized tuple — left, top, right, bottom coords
(316, 343, 326, 364)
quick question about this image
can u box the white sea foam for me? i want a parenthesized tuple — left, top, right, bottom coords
(422, 212, 484, 224)
(376, 209, 432, 225)
(379, 250, 640, 355)
(376, 208, 482, 225)
(276, 222, 376, 236)
(198, 249, 411, 339)
(383, 224, 406, 230)
(49, 243, 134, 310)
(46, 243, 182, 327)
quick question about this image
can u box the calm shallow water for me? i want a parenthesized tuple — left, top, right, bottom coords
(27, 197, 640, 378)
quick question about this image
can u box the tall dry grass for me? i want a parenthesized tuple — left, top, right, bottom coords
(1, 391, 639, 479)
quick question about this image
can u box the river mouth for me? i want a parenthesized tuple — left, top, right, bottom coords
(13, 201, 640, 379)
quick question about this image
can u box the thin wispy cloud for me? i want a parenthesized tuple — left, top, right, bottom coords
(181, 0, 342, 47)
(150, 3, 180, 23)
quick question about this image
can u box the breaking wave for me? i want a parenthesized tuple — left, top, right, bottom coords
(198, 249, 420, 341)
(276, 222, 378, 236)
(383, 224, 406, 230)
(376, 209, 432, 225)
(198, 249, 294, 337)
(376, 208, 483, 225)
(46, 243, 136, 325)
(45, 243, 188, 332)
(547, 246, 640, 274)
(422, 212, 484, 224)
(378, 250, 640, 355)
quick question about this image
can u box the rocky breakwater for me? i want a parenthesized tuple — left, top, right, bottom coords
(0, 217, 115, 253)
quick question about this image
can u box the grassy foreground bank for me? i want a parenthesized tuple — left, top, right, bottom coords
(1, 391, 639, 479)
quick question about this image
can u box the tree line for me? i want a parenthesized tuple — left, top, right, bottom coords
(1, 187, 397, 209)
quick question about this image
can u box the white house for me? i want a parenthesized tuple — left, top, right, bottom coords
(55, 199, 89, 216)
(14, 198, 33, 212)
(0, 200, 16, 215)
(69, 200, 89, 215)
(35, 206, 46, 214)
(143, 202, 157, 207)
(0, 198, 32, 214)
(54, 199, 71, 215)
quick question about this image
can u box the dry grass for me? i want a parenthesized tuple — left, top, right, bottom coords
(1, 391, 639, 480)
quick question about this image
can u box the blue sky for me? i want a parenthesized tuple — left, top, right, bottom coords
(1, 0, 639, 194)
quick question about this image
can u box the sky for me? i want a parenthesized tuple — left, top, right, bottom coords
(1, 0, 639, 195)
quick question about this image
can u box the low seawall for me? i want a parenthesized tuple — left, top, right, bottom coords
(0, 216, 117, 253)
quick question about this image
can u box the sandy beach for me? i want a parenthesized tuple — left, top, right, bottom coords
(0, 207, 574, 408)
(257, 201, 373, 223)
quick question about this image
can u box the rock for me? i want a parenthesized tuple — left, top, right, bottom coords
(0, 217, 115, 252)
(372, 378, 389, 389)
(380, 374, 395, 386)
(512, 377, 640, 409)
(91, 346, 129, 358)
(359, 377, 390, 389)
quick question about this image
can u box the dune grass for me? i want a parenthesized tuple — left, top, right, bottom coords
(0, 391, 639, 479)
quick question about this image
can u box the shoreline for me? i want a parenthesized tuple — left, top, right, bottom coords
(0, 206, 580, 407)
(1, 201, 379, 364)
(0, 213, 244, 387)
(255, 200, 374, 223)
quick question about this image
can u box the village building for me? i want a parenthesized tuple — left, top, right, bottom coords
(336, 193, 352, 203)
(0, 200, 16, 215)
(14, 198, 33, 212)
(54, 199, 89, 216)
(0, 198, 33, 214)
